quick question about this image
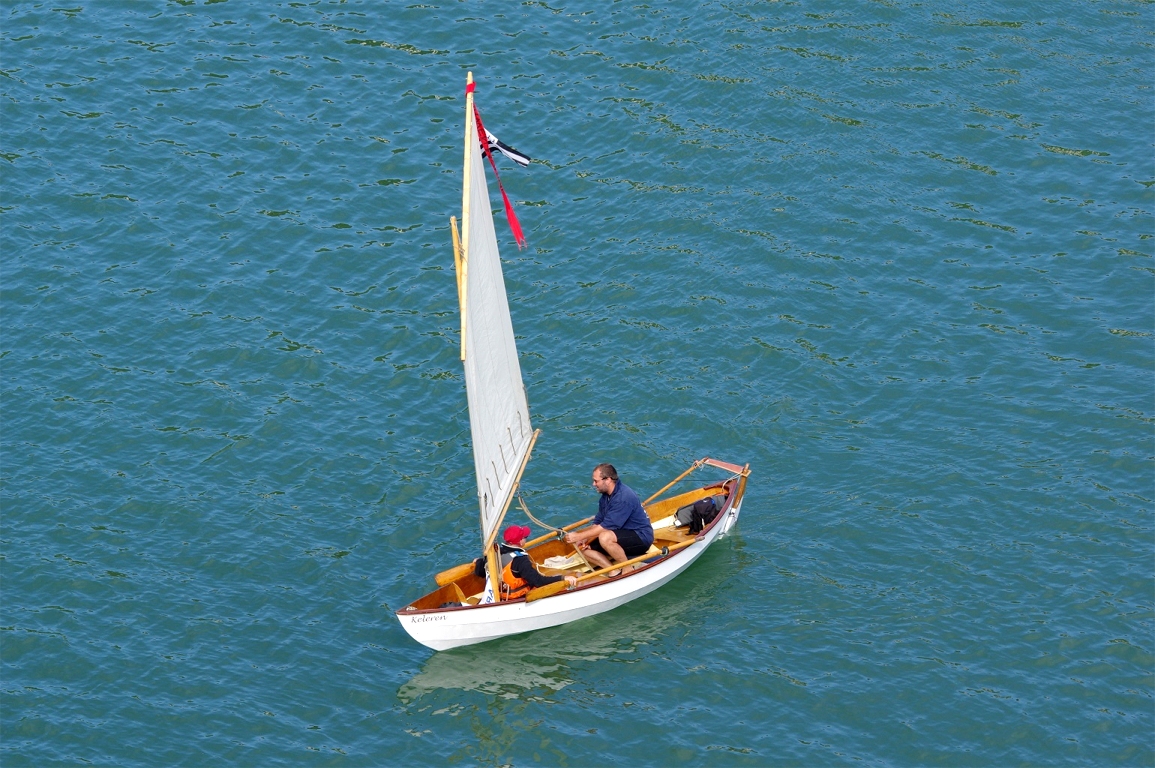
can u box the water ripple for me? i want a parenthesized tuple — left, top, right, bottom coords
(3, 2, 1151, 765)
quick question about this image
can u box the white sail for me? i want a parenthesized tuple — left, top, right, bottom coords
(460, 76, 533, 548)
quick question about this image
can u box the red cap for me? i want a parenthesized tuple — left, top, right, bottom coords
(503, 524, 531, 545)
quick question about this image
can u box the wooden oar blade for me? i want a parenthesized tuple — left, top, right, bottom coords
(525, 579, 569, 603)
(703, 457, 746, 474)
(434, 562, 475, 587)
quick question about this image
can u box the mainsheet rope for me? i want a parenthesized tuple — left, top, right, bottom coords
(516, 490, 561, 535)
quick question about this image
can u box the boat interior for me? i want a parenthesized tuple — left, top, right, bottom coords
(406, 479, 735, 611)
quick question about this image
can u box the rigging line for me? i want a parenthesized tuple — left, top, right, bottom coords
(721, 472, 741, 494)
(516, 490, 563, 535)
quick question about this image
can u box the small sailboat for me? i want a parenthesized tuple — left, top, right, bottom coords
(395, 73, 751, 652)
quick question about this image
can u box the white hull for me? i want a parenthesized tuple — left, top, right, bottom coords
(397, 496, 744, 651)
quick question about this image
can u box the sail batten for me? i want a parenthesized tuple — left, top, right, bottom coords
(460, 73, 533, 548)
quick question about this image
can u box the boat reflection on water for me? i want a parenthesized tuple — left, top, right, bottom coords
(397, 550, 731, 704)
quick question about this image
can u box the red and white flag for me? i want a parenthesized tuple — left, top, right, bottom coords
(467, 81, 530, 249)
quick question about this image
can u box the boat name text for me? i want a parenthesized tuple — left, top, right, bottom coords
(410, 614, 447, 624)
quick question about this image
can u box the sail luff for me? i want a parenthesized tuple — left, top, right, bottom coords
(459, 73, 473, 362)
(458, 72, 534, 554)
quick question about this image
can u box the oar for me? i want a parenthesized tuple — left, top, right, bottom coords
(642, 458, 704, 506)
(435, 561, 476, 587)
(525, 537, 699, 603)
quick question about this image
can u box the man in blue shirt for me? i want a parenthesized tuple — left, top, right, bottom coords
(565, 463, 654, 576)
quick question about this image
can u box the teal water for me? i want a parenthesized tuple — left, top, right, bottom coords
(2, 2, 1152, 765)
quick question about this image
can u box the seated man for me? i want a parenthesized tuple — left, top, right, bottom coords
(565, 463, 654, 576)
(474, 524, 577, 601)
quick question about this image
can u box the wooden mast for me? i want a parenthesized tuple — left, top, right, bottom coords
(450, 216, 464, 359)
(458, 71, 474, 362)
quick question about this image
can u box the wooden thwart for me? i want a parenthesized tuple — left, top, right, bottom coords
(525, 537, 699, 603)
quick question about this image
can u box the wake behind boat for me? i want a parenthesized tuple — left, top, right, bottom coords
(394, 73, 750, 652)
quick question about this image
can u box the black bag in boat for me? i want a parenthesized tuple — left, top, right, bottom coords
(674, 494, 724, 535)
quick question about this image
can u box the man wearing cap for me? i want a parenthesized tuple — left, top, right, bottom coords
(473, 524, 578, 601)
(565, 463, 654, 576)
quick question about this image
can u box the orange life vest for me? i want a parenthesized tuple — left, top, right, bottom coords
(500, 555, 531, 600)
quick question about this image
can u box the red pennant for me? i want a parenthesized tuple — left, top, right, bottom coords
(470, 99, 526, 250)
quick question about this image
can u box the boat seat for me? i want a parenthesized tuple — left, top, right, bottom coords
(653, 527, 696, 544)
(650, 513, 686, 544)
